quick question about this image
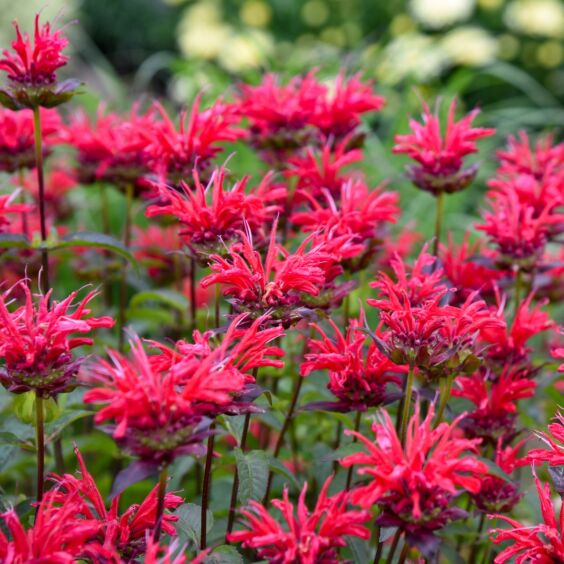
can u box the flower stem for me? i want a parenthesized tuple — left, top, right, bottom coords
(35, 393, 45, 506)
(332, 421, 343, 474)
(32, 107, 50, 295)
(514, 267, 522, 311)
(201, 421, 216, 549)
(345, 410, 362, 491)
(100, 183, 113, 308)
(153, 465, 168, 542)
(435, 372, 454, 426)
(226, 412, 251, 540)
(432, 191, 445, 258)
(468, 513, 486, 563)
(189, 257, 197, 333)
(399, 364, 415, 446)
(384, 528, 402, 564)
(118, 182, 134, 352)
(263, 373, 304, 505)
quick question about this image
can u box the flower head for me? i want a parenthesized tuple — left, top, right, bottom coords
(393, 100, 494, 195)
(201, 219, 340, 326)
(146, 98, 245, 184)
(146, 167, 284, 262)
(490, 469, 564, 563)
(341, 403, 487, 557)
(0, 107, 60, 172)
(526, 411, 564, 467)
(228, 476, 370, 564)
(0, 280, 114, 397)
(0, 15, 78, 109)
(301, 314, 405, 412)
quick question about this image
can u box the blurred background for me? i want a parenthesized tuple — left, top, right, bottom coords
(1, 0, 562, 236)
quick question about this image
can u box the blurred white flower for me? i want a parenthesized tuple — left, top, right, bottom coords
(505, 0, 564, 38)
(442, 26, 498, 66)
(410, 0, 475, 29)
(217, 30, 273, 72)
(377, 33, 449, 84)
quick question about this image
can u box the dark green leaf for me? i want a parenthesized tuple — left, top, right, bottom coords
(53, 232, 135, 263)
(235, 449, 269, 504)
(269, 457, 300, 490)
(130, 289, 188, 313)
(0, 234, 30, 249)
(176, 503, 214, 547)
(45, 409, 92, 442)
(204, 545, 243, 564)
(347, 536, 369, 564)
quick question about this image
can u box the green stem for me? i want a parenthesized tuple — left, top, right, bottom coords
(332, 421, 343, 475)
(100, 183, 113, 308)
(435, 372, 454, 426)
(468, 513, 486, 563)
(153, 465, 168, 542)
(345, 410, 362, 491)
(399, 365, 415, 446)
(384, 529, 402, 564)
(189, 258, 197, 333)
(118, 182, 134, 352)
(226, 412, 251, 540)
(32, 107, 50, 295)
(35, 393, 45, 506)
(201, 421, 216, 549)
(432, 191, 445, 258)
(263, 373, 304, 505)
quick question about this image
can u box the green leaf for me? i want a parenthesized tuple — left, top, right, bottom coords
(323, 442, 365, 462)
(176, 503, 214, 547)
(223, 415, 247, 446)
(45, 409, 92, 442)
(0, 234, 30, 249)
(0, 445, 17, 471)
(204, 545, 243, 564)
(268, 457, 300, 490)
(477, 457, 513, 483)
(235, 449, 269, 504)
(52, 232, 135, 263)
(347, 536, 369, 564)
(129, 289, 188, 313)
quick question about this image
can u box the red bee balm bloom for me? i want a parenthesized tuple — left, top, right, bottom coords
(146, 98, 245, 185)
(50, 448, 183, 561)
(490, 470, 564, 563)
(228, 476, 370, 564)
(0, 192, 31, 233)
(0, 15, 78, 109)
(146, 167, 284, 263)
(393, 100, 494, 195)
(526, 412, 564, 467)
(84, 317, 283, 463)
(301, 315, 405, 412)
(341, 403, 487, 558)
(0, 280, 114, 397)
(201, 219, 339, 326)
(0, 107, 60, 172)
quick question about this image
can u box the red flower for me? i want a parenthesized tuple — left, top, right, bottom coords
(554, 346, 564, 373)
(0, 15, 69, 85)
(284, 136, 363, 201)
(393, 100, 494, 195)
(0, 280, 114, 397)
(63, 105, 159, 190)
(453, 369, 536, 443)
(291, 179, 399, 272)
(526, 412, 564, 467)
(228, 476, 370, 564)
(490, 470, 564, 563)
(0, 15, 78, 109)
(0, 492, 102, 563)
(310, 71, 385, 140)
(301, 314, 405, 412)
(146, 167, 284, 262)
(50, 447, 183, 561)
(0, 107, 60, 172)
(476, 190, 563, 264)
(367, 250, 503, 379)
(237, 72, 324, 163)
(201, 218, 339, 326)
(146, 98, 245, 184)
(84, 316, 283, 462)
(0, 191, 31, 232)
(440, 234, 502, 305)
(341, 403, 487, 556)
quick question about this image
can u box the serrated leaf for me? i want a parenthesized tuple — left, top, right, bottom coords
(0, 234, 30, 249)
(268, 457, 300, 490)
(204, 545, 243, 564)
(176, 503, 214, 547)
(53, 232, 135, 263)
(45, 409, 92, 442)
(130, 289, 189, 313)
(223, 415, 247, 446)
(235, 449, 269, 504)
